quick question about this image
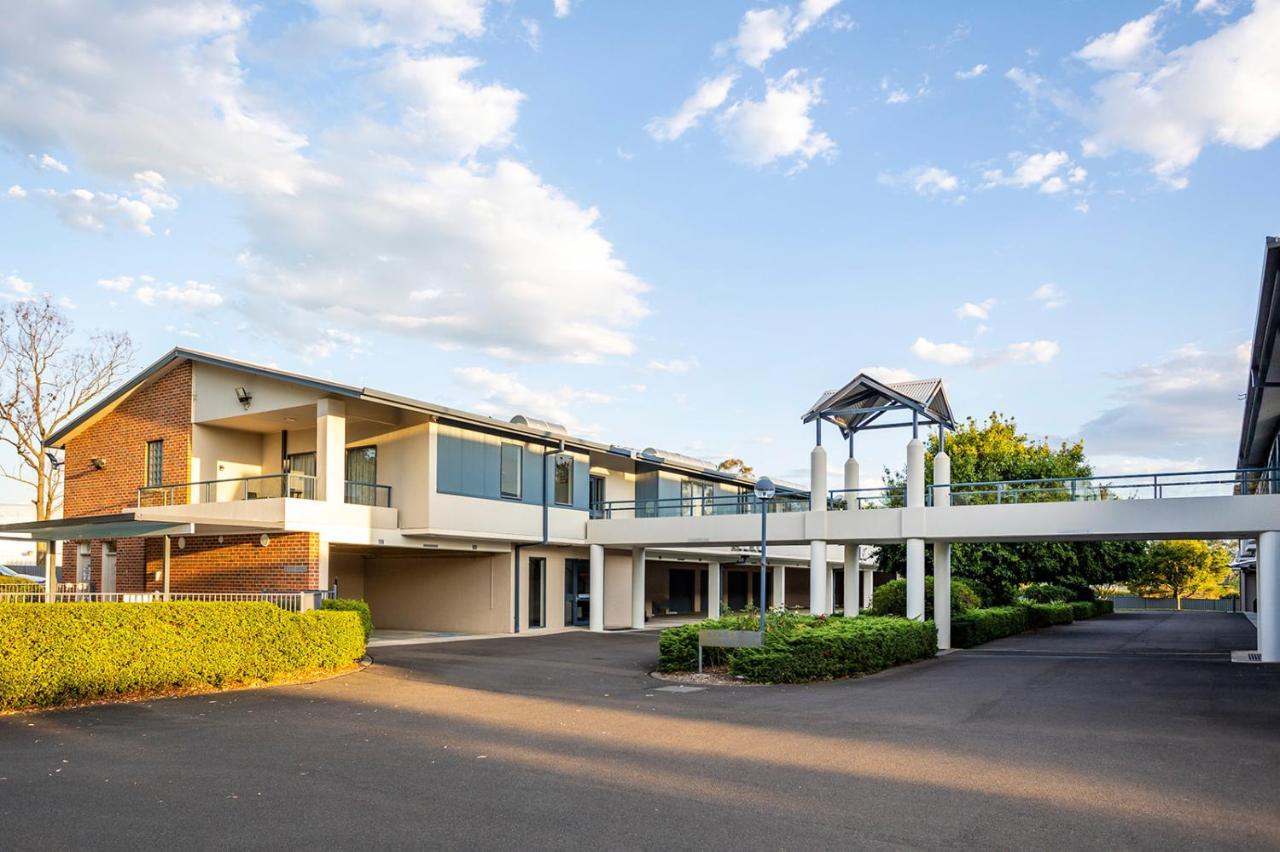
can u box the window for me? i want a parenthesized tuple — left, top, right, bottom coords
(554, 454, 574, 505)
(528, 557, 545, 628)
(589, 475, 605, 518)
(145, 440, 164, 487)
(500, 444, 523, 499)
(345, 446, 377, 483)
(286, 451, 316, 477)
(680, 479, 714, 516)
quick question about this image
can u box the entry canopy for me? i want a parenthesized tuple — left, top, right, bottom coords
(0, 513, 194, 541)
(802, 373, 956, 437)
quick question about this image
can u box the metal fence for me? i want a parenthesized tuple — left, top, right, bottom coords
(595, 493, 811, 520)
(0, 588, 333, 611)
(1108, 595, 1242, 612)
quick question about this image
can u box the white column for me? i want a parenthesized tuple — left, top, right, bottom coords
(708, 563, 722, 619)
(772, 564, 786, 610)
(906, 437, 925, 621)
(1259, 532, 1280, 662)
(316, 399, 347, 503)
(163, 535, 172, 602)
(630, 547, 646, 629)
(589, 544, 605, 632)
(810, 443, 828, 615)
(41, 540, 56, 603)
(843, 545, 859, 615)
(861, 566, 874, 608)
(932, 450, 951, 647)
(827, 566, 835, 613)
(317, 533, 331, 592)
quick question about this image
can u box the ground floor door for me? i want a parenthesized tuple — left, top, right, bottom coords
(564, 558, 590, 626)
(101, 542, 117, 594)
(727, 570, 748, 610)
(668, 568, 694, 613)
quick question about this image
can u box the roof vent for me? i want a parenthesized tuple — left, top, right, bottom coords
(510, 414, 568, 435)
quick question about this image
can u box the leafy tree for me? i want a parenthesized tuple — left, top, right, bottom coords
(717, 457, 754, 478)
(877, 413, 1146, 596)
(1130, 540, 1232, 608)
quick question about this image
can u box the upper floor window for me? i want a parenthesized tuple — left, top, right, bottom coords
(345, 446, 377, 483)
(554, 454, 574, 506)
(145, 440, 164, 487)
(500, 443, 522, 499)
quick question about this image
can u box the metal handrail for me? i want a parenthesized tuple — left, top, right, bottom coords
(137, 473, 318, 507)
(345, 480, 392, 508)
(596, 494, 810, 519)
(932, 466, 1280, 506)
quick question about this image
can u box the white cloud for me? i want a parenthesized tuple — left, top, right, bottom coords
(7, 185, 26, 199)
(29, 153, 69, 173)
(879, 165, 960, 196)
(646, 74, 738, 142)
(859, 366, 917, 384)
(305, 328, 365, 359)
(1000, 340, 1060, 364)
(955, 298, 995, 321)
(24, 187, 156, 234)
(1194, 0, 1236, 15)
(454, 366, 609, 434)
(553, 0, 572, 18)
(646, 358, 698, 374)
(717, 70, 835, 170)
(4, 275, 34, 295)
(911, 337, 974, 366)
(1079, 342, 1247, 464)
(0, 0, 653, 363)
(731, 1, 842, 69)
(881, 76, 930, 105)
(1074, 7, 1165, 71)
(955, 63, 988, 80)
(97, 276, 134, 292)
(134, 280, 223, 309)
(983, 150, 1071, 188)
(1033, 282, 1067, 309)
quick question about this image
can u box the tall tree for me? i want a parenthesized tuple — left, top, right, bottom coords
(717, 457, 754, 478)
(878, 413, 1146, 598)
(1131, 540, 1232, 608)
(0, 297, 132, 520)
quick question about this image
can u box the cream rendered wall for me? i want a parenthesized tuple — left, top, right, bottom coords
(190, 424, 266, 501)
(285, 428, 317, 456)
(516, 545, 631, 630)
(192, 362, 328, 422)
(371, 424, 429, 527)
(362, 554, 511, 633)
(330, 550, 366, 599)
(590, 466, 635, 505)
(604, 550, 631, 629)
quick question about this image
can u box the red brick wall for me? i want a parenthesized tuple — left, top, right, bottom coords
(63, 360, 193, 517)
(142, 533, 320, 593)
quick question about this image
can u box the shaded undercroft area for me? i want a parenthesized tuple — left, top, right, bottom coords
(1, 612, 1277, 850)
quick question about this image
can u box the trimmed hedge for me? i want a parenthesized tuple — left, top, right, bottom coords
(1070, 600, 1096, 620)
(1023, 602, 1075, 629)
(1020, 583, 1075, 604)
(868, 576, 981, 618)
(1093, 599, 1114, 616)
(951, 606, 1028, 648)
(658, 612, 936, 683)
(321, 598, 374, 640)
(0, 601, 365, 711)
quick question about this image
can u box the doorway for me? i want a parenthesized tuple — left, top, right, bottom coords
(101, 542, 117, 594)
(564, 558, 590, 626)
(727, 570, 748, 610)
(668, 568, 695, 613)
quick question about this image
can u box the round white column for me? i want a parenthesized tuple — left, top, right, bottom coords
(810, 443, 829, 615)
(708, 563, 722, 620)
(589, 544, 605, 633)
(932, 451, 951, 647)
(772, 564, 786, 611)
(843, 456, 860, 509)
(905, 438, 926, 621)
(843, 544, 859, 615)
(630, 547, 646, 629)
(1259, 532, 1280, 662)
(862, 567, 874, 609)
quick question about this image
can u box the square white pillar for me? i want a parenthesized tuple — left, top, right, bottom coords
(589, 544, 605, 632)
(772, 565, 786, 611)
(630, 548, 646, 629)
(844, 545, 860, 614)
(1259, 531, 1280, 662)
(933, 541, 951, 649)
(316, 398, 346, 503)
(708, 564, 722, 619)
(809, 540, 828, 615)
(906, 538, 925, 621)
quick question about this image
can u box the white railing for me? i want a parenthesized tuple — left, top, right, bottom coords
(0, 589, 333, 611)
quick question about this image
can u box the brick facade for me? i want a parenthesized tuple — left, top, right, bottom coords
(59, 358, 323, 594)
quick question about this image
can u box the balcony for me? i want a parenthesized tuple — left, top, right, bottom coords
(137, 474, 391, 509)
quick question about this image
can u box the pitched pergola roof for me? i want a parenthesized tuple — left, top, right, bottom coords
(801, 373, 956, 437)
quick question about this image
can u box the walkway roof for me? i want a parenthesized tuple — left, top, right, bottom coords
(1237, 237, 1280, 469)
(802, 373, 956, 437)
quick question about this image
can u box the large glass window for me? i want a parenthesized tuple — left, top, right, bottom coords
(554, 455, 574, 505)
(345, 446, 377, 483)
(528, 557, 545, 628)
(680, 479, 714, 516)
(589, 475, 605, 518)
(286, 452, 317, 477)
(500, 444, 522, 499)
(145, 439, 164, 487)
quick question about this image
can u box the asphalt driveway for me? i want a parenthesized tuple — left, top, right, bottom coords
(2, 611, 1278, 850)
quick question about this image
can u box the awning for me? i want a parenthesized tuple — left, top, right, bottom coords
(0, 513, 194, 541)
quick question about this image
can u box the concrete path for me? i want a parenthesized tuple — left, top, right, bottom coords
(1, 611, 1277, 850)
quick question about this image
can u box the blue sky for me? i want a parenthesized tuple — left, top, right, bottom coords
(1, 0, 1278, 502)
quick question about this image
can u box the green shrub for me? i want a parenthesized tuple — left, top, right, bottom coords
(0, 601, 365, 712)
(657, 609, 832, 672)
(868, 577, 981, 618)
(1023, 601, 1074, 628)
(1093, 599, 1114, 616)
(1019, 583, 1075, 604)
(321, 598, 373, 639)
(727, 617, 937, 684)
(950, 606, 1028, 648)
(1070, 600, 1095, 619)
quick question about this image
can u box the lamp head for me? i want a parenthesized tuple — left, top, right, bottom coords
(754, 476, 776, 501)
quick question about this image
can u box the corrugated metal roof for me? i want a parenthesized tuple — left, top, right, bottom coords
(801, 372, 955, 435)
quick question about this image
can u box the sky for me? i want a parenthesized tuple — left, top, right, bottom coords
(1, 0, 1279, 504)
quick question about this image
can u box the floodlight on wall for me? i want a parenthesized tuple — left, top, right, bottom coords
(235, 386, 253, 409)
(90, 457, 107, 470)
(259, 534, 270, 547)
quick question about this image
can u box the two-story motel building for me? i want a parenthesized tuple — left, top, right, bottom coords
(29, 349, 854, 634)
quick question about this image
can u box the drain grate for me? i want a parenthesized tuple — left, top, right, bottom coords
(1231, 650, 1265, 664)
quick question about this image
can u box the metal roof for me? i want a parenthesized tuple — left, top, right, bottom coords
(1238, 237, 1280, 469)
(801, 373, 955, 437)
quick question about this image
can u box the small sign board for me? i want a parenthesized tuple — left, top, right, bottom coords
(697, 629, 764, 674)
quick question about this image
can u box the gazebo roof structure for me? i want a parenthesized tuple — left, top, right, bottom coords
(801, 373, 956, 438)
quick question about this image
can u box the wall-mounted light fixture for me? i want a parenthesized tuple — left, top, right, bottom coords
(259, 533, 270, 547)
(90, 457, 107, 470)
(235, 387, 253, 409)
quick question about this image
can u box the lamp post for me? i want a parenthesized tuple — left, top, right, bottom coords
(755, 476, 776, 636)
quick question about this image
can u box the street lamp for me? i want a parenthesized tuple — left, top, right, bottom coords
(754, 476, 776, 635)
